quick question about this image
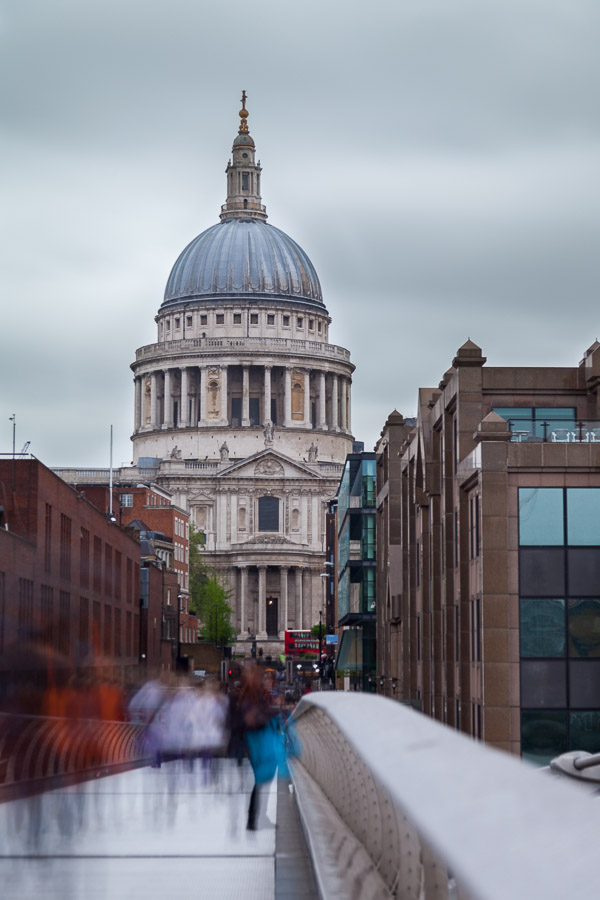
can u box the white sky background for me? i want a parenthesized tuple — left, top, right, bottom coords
(1, 0, 599, 466)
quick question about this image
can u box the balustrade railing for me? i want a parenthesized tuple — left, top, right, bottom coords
(135, 335, 351, 362)
(291, 693, 600, 900)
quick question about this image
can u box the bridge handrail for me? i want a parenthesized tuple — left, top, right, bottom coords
(292, 693, 600, 900)
(0, 713, 150, 793)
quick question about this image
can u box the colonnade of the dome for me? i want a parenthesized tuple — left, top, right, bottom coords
(133, 361, 351, 436)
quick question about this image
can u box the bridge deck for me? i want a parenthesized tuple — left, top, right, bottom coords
(0, 760, 316, 899)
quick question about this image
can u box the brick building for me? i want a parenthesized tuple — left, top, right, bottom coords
(376, 339, 600, 764)
(0, 458, 142, 681)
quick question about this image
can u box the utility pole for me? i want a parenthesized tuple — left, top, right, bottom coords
(9, 414, 15, 490)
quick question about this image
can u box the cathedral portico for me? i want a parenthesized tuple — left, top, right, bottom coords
(129, 94, 354, 656)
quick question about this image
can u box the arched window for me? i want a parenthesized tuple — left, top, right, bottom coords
(258, 496, 279, 532)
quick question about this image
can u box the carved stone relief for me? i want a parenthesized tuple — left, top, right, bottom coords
(255, 458, 284, 477)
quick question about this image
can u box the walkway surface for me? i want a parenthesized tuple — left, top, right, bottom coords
(0, 759, 317, 899)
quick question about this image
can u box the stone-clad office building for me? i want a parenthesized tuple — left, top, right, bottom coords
(376, 339, 600, 762)
(128, 96, 354, 651)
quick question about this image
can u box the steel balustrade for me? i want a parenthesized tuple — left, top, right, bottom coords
(291, 693, 600, 900)
(0, 713, 149, 798)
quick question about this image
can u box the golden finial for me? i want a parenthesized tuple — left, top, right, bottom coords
(239, 90, 249, 133)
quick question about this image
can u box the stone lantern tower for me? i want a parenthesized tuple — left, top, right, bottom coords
(131, 94, 354, 652)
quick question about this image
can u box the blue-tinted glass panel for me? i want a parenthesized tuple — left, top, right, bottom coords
(521, 710, 567, 766)
(519, 488, 564, 546)
(569, 661, 600, 708)
(570, 712, 600, 754)
(520, 660, 566, 708)
(568, 599, 600, 658)
(519, 548, 565, 597)
(535, 408, 576, 420)
(567, 489, 600, 546)
(493, 408, 532, 421)
(520, 598, 565, 657)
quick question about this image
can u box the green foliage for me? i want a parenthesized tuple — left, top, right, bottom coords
(188, 524, 236, 646)
(310, 622, 325, 639)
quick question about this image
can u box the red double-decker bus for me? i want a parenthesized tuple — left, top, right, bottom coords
(284, 629, 319, 657)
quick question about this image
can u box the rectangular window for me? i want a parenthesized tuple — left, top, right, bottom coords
(258, 496, 279, 532)
(114, 551, 122, 600)
(475, 495, 480, 557)
(242, 172, 249, 190)
(60, 514, 72, 580)
(44, 503, 52, 573)
(120, 493, 133, 508)
(250, 313, 259, 324)
(114, 608, 122, 657)
(567, 489, 600, 545)
(519, 488, 564, 546)
(233, 313, 241, 324)
(58, 591, 70, 655)
(200, 314, 207, 325)
(92, 600, 101, 647)
(297, 317, 303, 328)
(19, 578, 33, 641)
(166, 319, 170, 331)
(318, 321, 322, 333)
(216, 314, 224, 325)
(186, 315, 192, 327)
(80, 527, 90, 589)
(41, 585, 53, 638)
(104, 604, 112, 656)
(0, 572, 5, 652)
(520, 597, 566, 657)
(79, 596, 89, 650)
(283, 315, 290, 327)
(105, 544, 113, 597)
(93, 537, 102, 592)
(309, 319, 314, 330)
(267, 314, 275, 325)
(175, 317, 180, 329)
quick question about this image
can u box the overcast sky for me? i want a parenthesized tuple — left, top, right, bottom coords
(2, 0, 600, 467)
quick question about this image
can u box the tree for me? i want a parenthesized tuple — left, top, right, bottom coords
(188, 524, 236, 646)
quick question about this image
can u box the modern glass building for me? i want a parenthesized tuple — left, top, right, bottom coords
(335, 448, 377, 691)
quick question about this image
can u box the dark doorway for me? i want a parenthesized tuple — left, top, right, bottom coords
(173, 401, 178, 428)
(266, 596, 278, 637)
(271, 398, 277, 424)
(249, 397, 260, 426)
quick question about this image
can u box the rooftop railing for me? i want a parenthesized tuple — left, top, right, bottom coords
(291, 693, 600, 900)
(507, 419, 600, 443)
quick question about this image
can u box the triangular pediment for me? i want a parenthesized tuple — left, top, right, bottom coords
(217, 448, 322, 481)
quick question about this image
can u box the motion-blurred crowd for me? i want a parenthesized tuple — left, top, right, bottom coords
(0, 645, 300, 831)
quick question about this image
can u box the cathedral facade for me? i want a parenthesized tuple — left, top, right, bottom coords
(130, 96, 354, 650)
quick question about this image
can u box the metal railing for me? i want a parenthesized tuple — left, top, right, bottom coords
(291, 693, 600, 900)
(507, 419, 600, 443)
(0, 713, 149, 799)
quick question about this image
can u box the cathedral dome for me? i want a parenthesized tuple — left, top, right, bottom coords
(162, 218, 324, 310)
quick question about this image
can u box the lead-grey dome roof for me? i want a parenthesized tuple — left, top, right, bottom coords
(162, 218, 324, 311)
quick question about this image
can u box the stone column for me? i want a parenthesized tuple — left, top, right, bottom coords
(179, 367, 189, 427)
(163, 369, 173, 427)
(331, 374, 339, 431)
(220, 365, 229, 426)
(263, 365, 272, 423)
(238, 565, 248, 639)
(295, 567, 303, 629)
(257, 565, 267, 639)
(134, 377, 142, 431)
(318, 371, 327, 429)
(242, 365, 250, 426)
(150, 372, 159, 429)
(279, 567, 288, 638)
(199, 366, 207, 424)
(340, 377, 348, 432)
(284, 367, 292, 426)
(347, 377, 352, 434)
(304, 370, 311, 426)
